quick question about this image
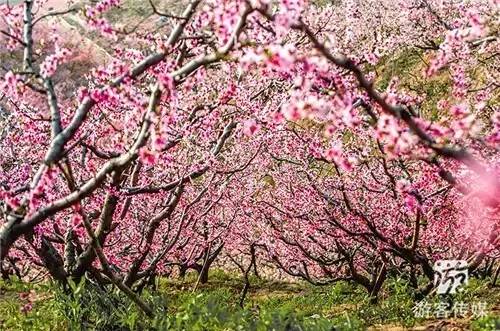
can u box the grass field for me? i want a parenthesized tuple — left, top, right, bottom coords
(1, 270, 499, 330)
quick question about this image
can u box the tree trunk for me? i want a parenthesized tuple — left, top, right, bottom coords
(492, 264, 500, 286)
(239, 245, 257, 307)
(199, 266, 209, 284)
(369, 263, 387, 304)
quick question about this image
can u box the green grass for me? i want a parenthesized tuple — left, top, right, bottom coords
(0, 277, 65, 330)
(374, 47, 453, 120)
(0, 271, 499, 330)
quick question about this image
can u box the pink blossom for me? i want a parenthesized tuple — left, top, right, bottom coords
(243, 119, 261, 136)
(1, 71, 20, 97)
(450, 103, 469, 117)
(40, 46, 72, 78)
(139, 147, 157, 165)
